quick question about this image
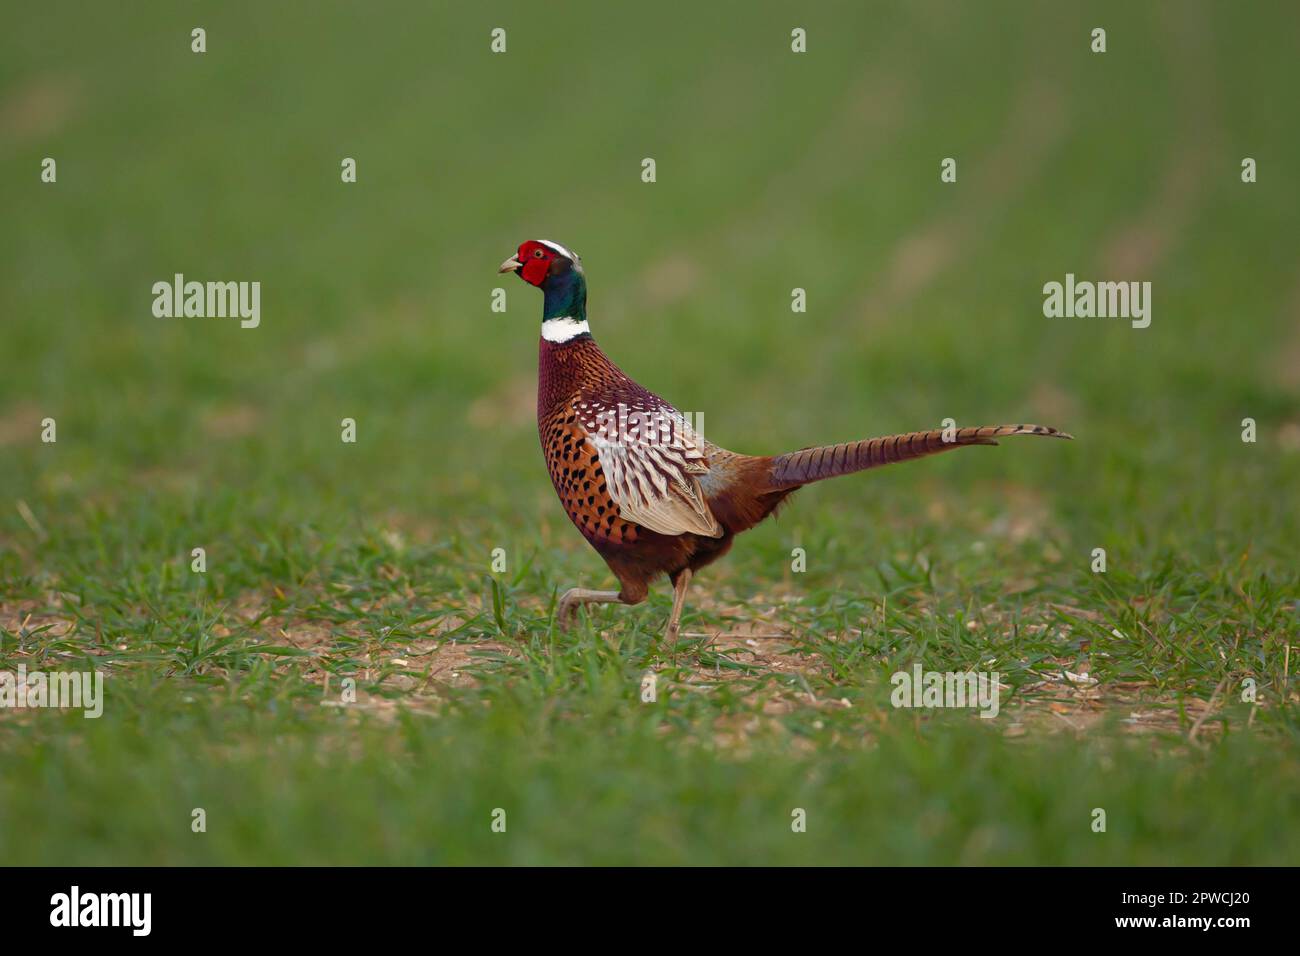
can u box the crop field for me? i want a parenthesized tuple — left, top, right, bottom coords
(1, 0, 1298, 864)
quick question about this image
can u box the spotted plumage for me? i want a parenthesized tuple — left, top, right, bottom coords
(499, 239, 1072, 650)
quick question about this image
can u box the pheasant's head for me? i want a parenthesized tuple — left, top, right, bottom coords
(499, 239, 588, 331)
(498, 239, 582, 288)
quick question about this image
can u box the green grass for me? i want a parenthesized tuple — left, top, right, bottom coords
(2, 0, 1299, 865)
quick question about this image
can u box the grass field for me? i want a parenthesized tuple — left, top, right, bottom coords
(2, 0, 1299, 865)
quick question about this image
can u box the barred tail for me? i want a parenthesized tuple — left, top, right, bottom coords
(766, 424, 1071, 489)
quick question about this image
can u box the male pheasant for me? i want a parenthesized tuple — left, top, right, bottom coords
(500, 239, 1070, 649)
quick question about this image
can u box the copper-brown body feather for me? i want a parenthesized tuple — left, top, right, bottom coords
(538, 334, 1069, 607)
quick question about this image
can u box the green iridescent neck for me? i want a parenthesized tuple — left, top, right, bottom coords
(542, 268, 587, 322)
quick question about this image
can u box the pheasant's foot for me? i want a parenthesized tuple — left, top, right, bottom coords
(555, 587, 622, 632)
(658, 568, 693, 657)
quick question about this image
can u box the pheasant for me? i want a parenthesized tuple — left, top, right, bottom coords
(499, 239, 1070, 650)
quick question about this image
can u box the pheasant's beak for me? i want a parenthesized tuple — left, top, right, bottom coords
(498, 255, 522, 274)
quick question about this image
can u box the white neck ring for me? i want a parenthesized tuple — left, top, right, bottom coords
(541, 317, 590, 343)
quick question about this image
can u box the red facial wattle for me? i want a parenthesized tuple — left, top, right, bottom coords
(520, 253, 550, 286)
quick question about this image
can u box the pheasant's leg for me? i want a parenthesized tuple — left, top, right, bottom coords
(555, 587, 622, 631)
(662, 568, 693, 652)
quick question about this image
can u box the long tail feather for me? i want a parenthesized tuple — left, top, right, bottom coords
(766, 424, 1071, 489)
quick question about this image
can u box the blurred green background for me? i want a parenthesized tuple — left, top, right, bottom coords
(1, 1, 1298, 864)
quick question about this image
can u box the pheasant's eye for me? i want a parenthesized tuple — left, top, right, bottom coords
(533, 249, 546, 258)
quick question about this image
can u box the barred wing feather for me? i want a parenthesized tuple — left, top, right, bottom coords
(575, 395, 724, 538)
